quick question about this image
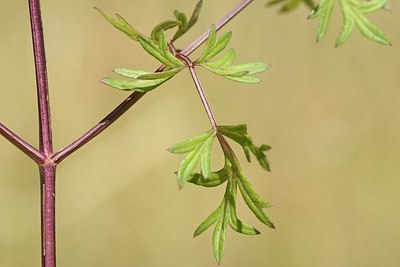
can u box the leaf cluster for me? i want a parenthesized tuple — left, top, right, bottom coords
(197, 25, 270, 84)
(309, 0, 390, 46)
(168, 125, 274, 264)
(95, 0, 203, 44)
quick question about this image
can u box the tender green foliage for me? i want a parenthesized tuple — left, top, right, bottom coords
(137, 32, 185, 68)
(168, 130, 217, 188)
(98, 5, 273, 263)
(170, 125, 273, 264)
(101, 67, 182, 92)
(94, 7, 141, 41)
(309, 0, 390, 46)
(267, 0, 315, 13)
(196, 26, 269, 83)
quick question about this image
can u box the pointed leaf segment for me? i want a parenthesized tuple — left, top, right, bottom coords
(308, 0, 390, 46)
(169, 125, 274, 264)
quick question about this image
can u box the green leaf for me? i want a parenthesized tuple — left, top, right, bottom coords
(237, 171, 275, 228)
(228, 180, 261, 235)
(212, 200, 229, 264)
(203, 49, 236, 69)
(196, 25, 217, 63)
(188, 162, 230, 187)
(193, 203, 223, 237)
(218, 125, 271, 171)
(187, 0, 203, 29)
(172, 0, 203, 41)
(168, 130, 214, 153)
(309, 0, 390, 46)
(137, 34, 175, 67)
(267, 0, 315, 13)
(157, 31, 185, 67)
(101, 76, 169, 92)
(136, 33, 184, 68)
(169, 130, 217, 188)
(151, 20, 180, 42)
(136, 68, 183, 80)
(94, 7, 140, 41)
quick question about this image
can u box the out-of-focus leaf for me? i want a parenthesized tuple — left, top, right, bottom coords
(94, 7, 140, 41)
(212, 203, 229, 265)
(172, 0, 203, 41)
(309, 0, 390, 46)
(267, 0, 315, 13)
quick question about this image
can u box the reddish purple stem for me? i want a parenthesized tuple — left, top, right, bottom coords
(29, 0, 56, 267)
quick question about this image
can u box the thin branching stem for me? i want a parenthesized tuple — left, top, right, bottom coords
(52, 0, 254, 163)
(29, 1, 56, 267)
(177, 54, 219, 130)
(0, 123, 45, 164)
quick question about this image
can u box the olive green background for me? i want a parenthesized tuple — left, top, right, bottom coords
(1, 1, 400, 266)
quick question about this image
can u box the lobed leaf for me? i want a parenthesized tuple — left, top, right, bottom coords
(309, 0, 390, 46)
(218, 125, 271, 171)
(169, 130, 217, 188)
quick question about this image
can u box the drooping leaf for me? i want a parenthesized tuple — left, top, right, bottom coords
(168, 130, 217, 188)
(212, 202, 229, 265)
(218, 125, 271, 171)
(237, 171, 275, 229)
(188, 162, 231, 187)
(151, 20, 180, 42)
(94, 7, 141, 41)
(309, 0, 390, 46)
(228, 179, 261, 235)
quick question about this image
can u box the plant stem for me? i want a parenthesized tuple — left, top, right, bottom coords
(52, 0, 254, 163)
(176, 54, 218, 130)
(29, 1, 56, 267)
(0, 123, 45, 164)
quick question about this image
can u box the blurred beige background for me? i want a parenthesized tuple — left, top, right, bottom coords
(1, 0, 400, 266)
